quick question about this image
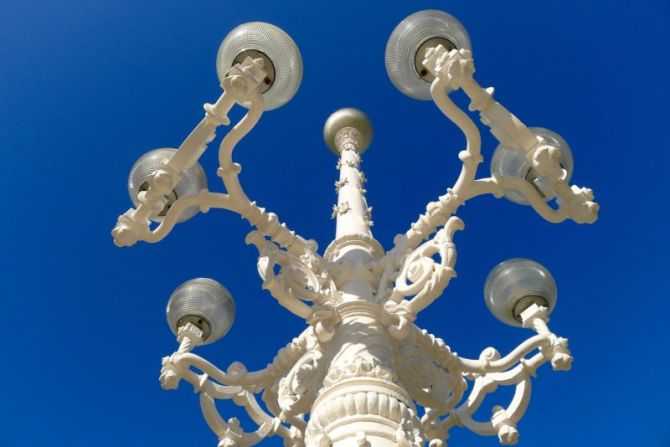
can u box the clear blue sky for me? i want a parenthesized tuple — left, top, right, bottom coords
(1, 0, 668, 446)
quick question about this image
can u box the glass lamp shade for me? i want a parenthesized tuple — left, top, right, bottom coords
(166, 278, 236, 345)
(216, 22, 303, 111)
(484, 258, 557, 327)
(127, 149, 207, 223)
(490, 127, 574, 205)
(385, 9, 471, 100)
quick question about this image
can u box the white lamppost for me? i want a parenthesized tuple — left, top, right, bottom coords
(112, 10, 599, 447)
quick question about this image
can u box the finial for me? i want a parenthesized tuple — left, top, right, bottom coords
(323, 108, 373, 155)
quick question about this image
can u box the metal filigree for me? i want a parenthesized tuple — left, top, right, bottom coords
(385, 216, 464, 318)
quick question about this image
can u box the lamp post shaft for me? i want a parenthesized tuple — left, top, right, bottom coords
(306, 302, 420, 447)
(305, 130, 422, 447)
(334, 128, 372, 240)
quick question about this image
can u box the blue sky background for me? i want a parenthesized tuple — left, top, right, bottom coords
(1, 0, 669, 446)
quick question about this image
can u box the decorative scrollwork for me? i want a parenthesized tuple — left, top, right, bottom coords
(324, 355, 396, 386)
(246, 230, 338, 324)
(386, 216, 464, 316)
(413, 305, 573, 445)
(420, 45, 599, 227)
(395, 342, 465, 413)
(159, 326, 319, 447)
(278, 351, 326, 414)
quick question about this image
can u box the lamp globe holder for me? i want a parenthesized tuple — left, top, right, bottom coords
(385, 9, 471, 100)
(490, 128, 574, 205)
(127, 148, 207, 223)
(484, 258, 558, 327)
(216, 22, 303, 111)
(166, 278, 236, 345)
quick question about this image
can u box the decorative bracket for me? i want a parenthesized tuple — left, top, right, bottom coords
(410, 303, 572, 445)
(160, 326, 321, 447)
(382, 216, 463, 318)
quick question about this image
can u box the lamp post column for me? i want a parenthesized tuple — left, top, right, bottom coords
(306, 110, 422, 447)
(333, 127, 372, 240)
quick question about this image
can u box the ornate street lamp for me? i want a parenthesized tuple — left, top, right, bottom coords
(112, 10, 598, 447)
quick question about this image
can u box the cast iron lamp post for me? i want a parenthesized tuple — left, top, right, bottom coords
(111, 10, 599, 447)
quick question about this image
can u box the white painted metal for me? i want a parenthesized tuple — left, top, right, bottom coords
(114, 20, 599, 447)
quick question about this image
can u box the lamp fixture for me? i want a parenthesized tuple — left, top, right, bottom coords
(112, 10, 598, 447)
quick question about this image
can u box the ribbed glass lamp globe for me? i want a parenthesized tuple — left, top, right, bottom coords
(484, 258, 557, 327)
(166, 278, 236, 345)
(128, 149, 207, 223)
(490, 128, 574, 205)
(385, 10, 471, 100)
(216, 22, 302, 111)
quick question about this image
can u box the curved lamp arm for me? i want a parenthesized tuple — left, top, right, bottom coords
(383, 72, 481, 266)
(424, 45, 599, 224)
(380, 45, 599, 314)
(466, 176, 597, 224)
(111, 56, 329, 328)
(159, 324, 317, 447)
(111, 56, 316, 259)
(377, 80, 479, 304)
(160, 325, 314, 389)
(416, 304, 572, 445)
(381, 216, 463, 319)
(384, 44, 601, 248)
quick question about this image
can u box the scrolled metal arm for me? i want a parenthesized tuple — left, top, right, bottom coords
(381, 216, 464, 319)
(469, 175, 598, 224)
(111, 57, 257, 247)
(384, 77, 481, 262)
(245, 230, 340, 336)
(425, 46, 599, 223)
(214, 91, 313, 256)
(111, 56, 316, 259)
(111, 56, 331, 330)
(383, 49, 482, 265)
(160, 324, 317, 447)
(375, 46, 600, 343)
(377, 47, 482, 307)
(413, 306, 571, 377)
(415, 304, 572, 445)
(438, 357, 539, 445)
